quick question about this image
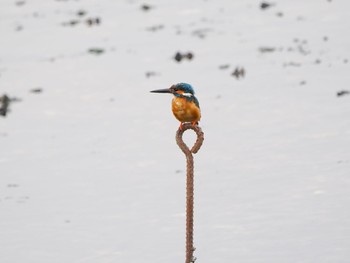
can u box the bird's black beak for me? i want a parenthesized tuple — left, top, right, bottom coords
(150, 88, 172, 94)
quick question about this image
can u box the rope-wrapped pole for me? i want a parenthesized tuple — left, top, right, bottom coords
(176, 123, 204, 263)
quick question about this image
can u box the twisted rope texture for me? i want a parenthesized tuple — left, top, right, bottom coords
(176, 123, 204, 263)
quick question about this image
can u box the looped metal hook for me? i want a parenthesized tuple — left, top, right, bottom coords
(175, 123, 204, 263)
(176, 123, 204, 154)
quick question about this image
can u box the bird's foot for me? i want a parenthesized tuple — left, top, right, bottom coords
(179, 122, 199, 130)
(191, 121, 199, 127)
(179, 122, 183, 130)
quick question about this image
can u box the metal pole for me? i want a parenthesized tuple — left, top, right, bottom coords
(176, 123, 204, 263)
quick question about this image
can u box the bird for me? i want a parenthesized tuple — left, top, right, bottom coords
(151, 83, 201, 129)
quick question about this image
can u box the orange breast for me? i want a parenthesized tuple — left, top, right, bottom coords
(172, 97, 201, 123)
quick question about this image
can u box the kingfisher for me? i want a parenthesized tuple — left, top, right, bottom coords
(151, 83, 201, 129)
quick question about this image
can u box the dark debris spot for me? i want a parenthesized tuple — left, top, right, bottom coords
(231, 67, 246, 79)
(145, 71, 159, 78)
(192, 28, 210, 39)
(260, 2, 274, 10)
(30, 88, 43, 93)
(141, 4, 152, 11)
(88, 48, 105, 55)
(86, 17, 101, 26)
(77, 10, 87, 17)
(259, 46, 276, 53)
(8, 184, 19, 188)
(62, 20, 80, 27)
(15, 1, 26, 6)
(174, 52, 182, 62)
(337, 90, 350, 97)
(62, 12, 100, 27)
(15, 24, 23, 31)
(174, 52, 194, 62)
(0, 94, 10, 117)
(146, 24, 164, 32)
(218, 64, 230, 70)
(297, 45, 310, 55)
(0, 94, 22, 117)
(283, 61, 301, 67)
